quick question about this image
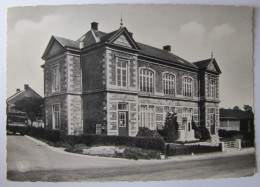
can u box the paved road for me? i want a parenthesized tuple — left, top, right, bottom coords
(7, 135, 256, 182)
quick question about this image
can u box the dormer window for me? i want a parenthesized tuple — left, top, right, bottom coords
(139, 68, 154, 93)
(163, 73, 175, 95)
(182, 77, 193, 97)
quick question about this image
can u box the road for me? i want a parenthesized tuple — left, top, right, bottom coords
(6, 135, 256, 182)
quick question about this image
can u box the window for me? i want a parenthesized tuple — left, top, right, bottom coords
(163, 73, 175, 95)
(139, 105, 155, 130)
(118, 103, 128, 111)
(209, 108, 215, 125)
(52, 104, 60, 129)
(117, 59, 128, 87)
(52, 65, 60, 92)
(209, 108, 216, 134)
(140, 69, 154, 93)
(209, 80, 216, 98)
(182, 77, 193, 97)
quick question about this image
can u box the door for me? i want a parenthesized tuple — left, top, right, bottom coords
(118, 111, 128, 136)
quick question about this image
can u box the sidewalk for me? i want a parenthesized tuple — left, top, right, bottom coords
(25, 135, 256, 164)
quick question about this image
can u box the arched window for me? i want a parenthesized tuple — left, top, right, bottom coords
(163, 73, 175, 95)
(182, 77, 193, 97)
(139, 69, 154, 93)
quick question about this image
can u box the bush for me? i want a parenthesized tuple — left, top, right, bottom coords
(166, 143, 222, 156)
(118, 147, 161, 160)
(26, 127, 166, 153)
(218, 129, 254, 141)
(195, 126, 211, 141)
(136, 127, 162, 139)
(65, 143, 90, 154)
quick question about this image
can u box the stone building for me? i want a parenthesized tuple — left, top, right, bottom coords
(41, 22, 221, 141)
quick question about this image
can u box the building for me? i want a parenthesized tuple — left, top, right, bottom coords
(219, 108, 254, 133)
(6, 84, 43, 126)
(41, 22, 221, 141)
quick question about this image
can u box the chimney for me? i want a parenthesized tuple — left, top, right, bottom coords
(24, 84, 29, 90)
(91, 22, 99, 31)
(16, 88, 20, 92)
(163, 45, 171, 52)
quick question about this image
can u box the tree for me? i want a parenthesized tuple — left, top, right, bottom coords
(195, 126, 211, 141)
(12, 97, 44, 125)
(243, 105, 253, 112)
(158, 112, 179, 143)
(233, 106, 240, 110)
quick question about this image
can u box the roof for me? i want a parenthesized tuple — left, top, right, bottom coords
(193, 58, 222, 73)
(137, 42, 198, 69)
(193, 58, 213, 69)
(220, 109, 254, 120)
(54, 36, 80, 49)
(44, 26, 218, 70)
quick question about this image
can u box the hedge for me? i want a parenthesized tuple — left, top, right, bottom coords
(166, 143, 222, 156)
(218, 129, 254, 141)
(25, 126, 166, 153)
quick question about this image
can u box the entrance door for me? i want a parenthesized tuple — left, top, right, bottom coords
(118, 111, 128, 136)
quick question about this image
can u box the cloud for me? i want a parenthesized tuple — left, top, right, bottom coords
(179, 21, 205, 39)
(209, 23, 236, 41)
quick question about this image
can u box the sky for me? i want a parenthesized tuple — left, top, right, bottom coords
(6, 4, 253, 109)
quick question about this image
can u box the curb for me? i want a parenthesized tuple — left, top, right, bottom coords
(24, 135, 255, 163)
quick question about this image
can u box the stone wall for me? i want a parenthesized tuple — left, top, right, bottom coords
(67, 95, 82, 135)
(66, 54, 81, 93)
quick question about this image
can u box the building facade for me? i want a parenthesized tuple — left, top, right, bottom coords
(42, 22, 221, 141)
(6, 84, 43, 126)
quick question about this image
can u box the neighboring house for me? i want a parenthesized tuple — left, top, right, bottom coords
(41, 22, 221, 141)
(6, 84, 43, 126)
(219, 108, 254, 133)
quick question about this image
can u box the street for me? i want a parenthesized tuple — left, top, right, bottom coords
(7, 135, 256, 182)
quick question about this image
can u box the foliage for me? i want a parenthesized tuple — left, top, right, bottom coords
(116, 147, 161, 160)
(218, 129, 254, 141)
(12, 97, 44, 125)
(165, 143, 222, 156)
(233, 106, 241, 110)
(158, 112, 179, 143)
(136, 127, 162, 139)
(65, 144, 90, 154)
(195, 126, 211, 141)
(243, 105, 253, 112)
(26, 126, 166, 153)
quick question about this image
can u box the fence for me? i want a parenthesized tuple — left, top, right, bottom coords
(221, 139, 241, 151)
